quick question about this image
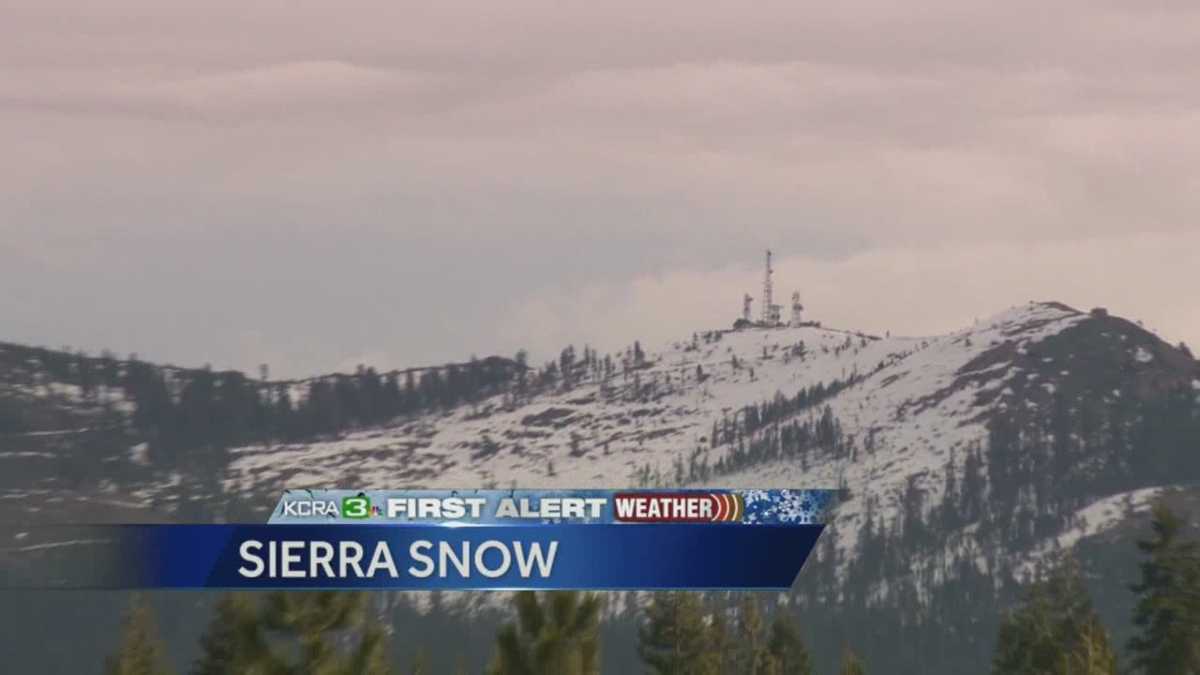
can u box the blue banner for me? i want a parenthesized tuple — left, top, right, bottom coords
(1, 490, 835, 590)
(268, 489, 836, 526)
(1, 523, 823, 590)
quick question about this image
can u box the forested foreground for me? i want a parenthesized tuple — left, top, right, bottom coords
(96, 503, 1200, 675)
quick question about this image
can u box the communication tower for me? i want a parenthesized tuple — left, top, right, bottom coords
(762, 250, 774, 324)
(762, 250, 782, 325)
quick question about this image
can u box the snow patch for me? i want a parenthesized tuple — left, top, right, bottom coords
(1020, 486, 1166, 576)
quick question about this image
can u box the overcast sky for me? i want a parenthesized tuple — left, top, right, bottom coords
(3, 0, 1198, 376)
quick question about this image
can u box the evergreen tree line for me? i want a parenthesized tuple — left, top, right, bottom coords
(709, 375, 861, 450)
(628, 402, 849, 488)
(981, 383, 1200, 555)
(666, 380, 1200, 673)
(775, 474, 1200, 673)
(702, 345, 920, 479)
(125, 356, 525, 459)
(636, 593, 826, 675)
(711, 404, 847, 478)
(822, 380, 1200, 621)
(0, 340, 659, 459)
(106, 592, 390, 675)
(992, 502, 1200, 675)
(104, 588, 864, 675)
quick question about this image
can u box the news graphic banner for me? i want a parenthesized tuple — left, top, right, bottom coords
(0, 489, 836, 591)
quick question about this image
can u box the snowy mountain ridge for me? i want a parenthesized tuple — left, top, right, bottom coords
(216, 301, 1195, 570)
(3, 300, 1197, 597)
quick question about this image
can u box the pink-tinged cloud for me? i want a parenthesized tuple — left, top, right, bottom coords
(1, 0, 1197, 373)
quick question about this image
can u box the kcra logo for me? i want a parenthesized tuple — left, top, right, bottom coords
(340, 494, 377, 519)
(279, 494, 379, 519)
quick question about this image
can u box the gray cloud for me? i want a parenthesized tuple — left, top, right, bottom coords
(2, 0, 1198, 375)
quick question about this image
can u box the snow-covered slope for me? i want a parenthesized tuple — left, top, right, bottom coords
(221, 302, 1195, 558)
(5, 301, 1196, 579)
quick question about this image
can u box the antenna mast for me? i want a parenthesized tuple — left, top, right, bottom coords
(762, 249, 774, 324)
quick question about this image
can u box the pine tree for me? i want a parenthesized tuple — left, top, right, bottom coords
(489, 591, 601, 675)
(638, 592, 717, 675)
(992, 558, 1116, 675)
(1068, 617, 1119, 675)
(253, 591, 392, 675)
(839, 647, 866, 675)
(1128, 503, 1200, 675)
(767, 613, 813, 675)
(707, 606, 733, 675)
(960, 443, 986, 523)
(409, 648, 431, 675)
(105, 594, 174, 675)
(191, 594, 263, 675)
(346, 615, 392, 675)
(733, 595, 774, 675)
(939, 449, 960, 530)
